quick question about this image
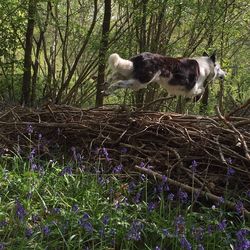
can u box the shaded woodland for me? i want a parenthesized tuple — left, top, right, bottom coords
(0, 0, 249, 114)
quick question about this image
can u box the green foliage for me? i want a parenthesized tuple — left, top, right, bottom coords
(0, 155, 249, 249)
(0, 0, 249, 110)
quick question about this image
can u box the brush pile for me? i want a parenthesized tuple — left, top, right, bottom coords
(0, 104, 249, 212)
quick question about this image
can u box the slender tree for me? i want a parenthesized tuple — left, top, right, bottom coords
(21, 0, 37, 106)
(95, 0, 111, 107)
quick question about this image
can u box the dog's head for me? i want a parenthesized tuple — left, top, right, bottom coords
(203, 51, 226, 80)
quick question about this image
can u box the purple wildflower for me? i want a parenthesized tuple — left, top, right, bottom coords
(207, 224, 213, 235)
(227, 167, 235, 176)
(246, 190, 250, 198)
(175, 215, 185, 235)
(227, 157, 233, 164)
(28, 148, 36, 162)
(102, 147, 111, 161)
(121, 147, 128, 154)
(71, 204, 79, 213)
(180, 236, 192, 250)
(167, 193, 175, 201)
(113, 164, 123, 174)
(127, 220, 144, 241)
(192, 226, 204, 241)
(218, 219, 227, 231)
(140, 174, 146, 182)
(42, 225, 50, 236)
(99, 227, 105, 237)
(197, 244, 205, 250)
(0, 220, 7, 228)
(31, 214, 40, 224)
(236, 201, 244, 215)
(134, 192, 141, 204)
(235, 229, 250, 250)
(59, 166, 72, 176)
(162, 228, 169, 237)
(178, 190, 188, 203)
(52, 208, 61, 214)
(155, 246, 161, 250)
(139, 162, 145, 168)
(16, 200, 26, 221)
(27, 124, 33, 135)
(147, 202, 156, 212)
(25, 228, 33, 238)
(102, 215, 109, 225)
(191, 160, 198, 172)
(128, 181, 136, 193)
(0, 243, 4, 250)
(236, 229, 250, 242)
(82, 221, 93, 233)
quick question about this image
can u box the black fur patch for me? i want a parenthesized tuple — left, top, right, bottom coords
(129, 52, 200, 90)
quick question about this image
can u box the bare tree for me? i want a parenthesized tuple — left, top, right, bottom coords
(95, 0, 112, 107)
(21, 0, 37, 106)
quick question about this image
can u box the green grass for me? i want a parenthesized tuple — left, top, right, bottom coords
(0, 154, 249, 250)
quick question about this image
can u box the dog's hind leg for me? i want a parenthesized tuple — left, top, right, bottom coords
(104, 79, 145, 95)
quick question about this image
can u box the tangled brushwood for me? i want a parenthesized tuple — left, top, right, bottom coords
(0, 104, 249, 215)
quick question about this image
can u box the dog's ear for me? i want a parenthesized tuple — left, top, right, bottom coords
(210, 51, 216, 63)
(203, 51, 209, 57)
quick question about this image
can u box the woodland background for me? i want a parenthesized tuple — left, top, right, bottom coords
(0, 0, 249, 114)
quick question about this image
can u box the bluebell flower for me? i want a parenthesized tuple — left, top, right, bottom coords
(112, 164, 123, 173)
(42, 225, 50, 236)
(99, 227, 105, 237)
(127, 220, 144, 241)
(59, 166, 72, 176)
(147, 202, 156, 212)
(134, 192, 141, 204)
(175, 215, 185, 235)
(121, 147, 128, 154)
(32, 214, 40, 224)
(162, 228, 169, 237)
(102, 215, 109, 225)
(178, 190, 188, 203)
(102, 147, 111, 161)
(167, 193, 174, 201)
(227, 167, 235, 176)
(218, 219, 227, 231)
(180, 236, 192, 250)
(25, 228, 33, 238)
(139, 162, 145, 168)
(235, 229, 250, 250)
(197, 244, 205, 250)
(235, 201, 244, 215)
(0, 243, 4, 250)
(140, 174, 146, 181)
(191, 160, 198, 172)
(128, 181, 136, 193)
(16, 200, 26, 221)
(0, 220, 7, 228)
(52, 207, 61, 214)
(82, 221, 93, 233)
(71, 204, 79, 213)
(27, 124, 34, 135)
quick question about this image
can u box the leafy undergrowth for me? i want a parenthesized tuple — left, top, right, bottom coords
(0, 152, 249, 250)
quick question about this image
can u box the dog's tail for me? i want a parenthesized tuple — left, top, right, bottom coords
(108, 53, 133, 77)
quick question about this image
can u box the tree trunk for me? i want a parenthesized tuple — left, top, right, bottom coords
(21, 0, 37, 106)
(95, 0, 111, 107)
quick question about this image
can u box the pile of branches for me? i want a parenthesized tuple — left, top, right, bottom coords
(0, 105, 249, 214)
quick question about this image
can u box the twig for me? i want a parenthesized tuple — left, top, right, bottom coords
(133, 165, 250, 218)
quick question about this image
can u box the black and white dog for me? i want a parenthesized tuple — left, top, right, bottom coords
(104, 52, 226, 99)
